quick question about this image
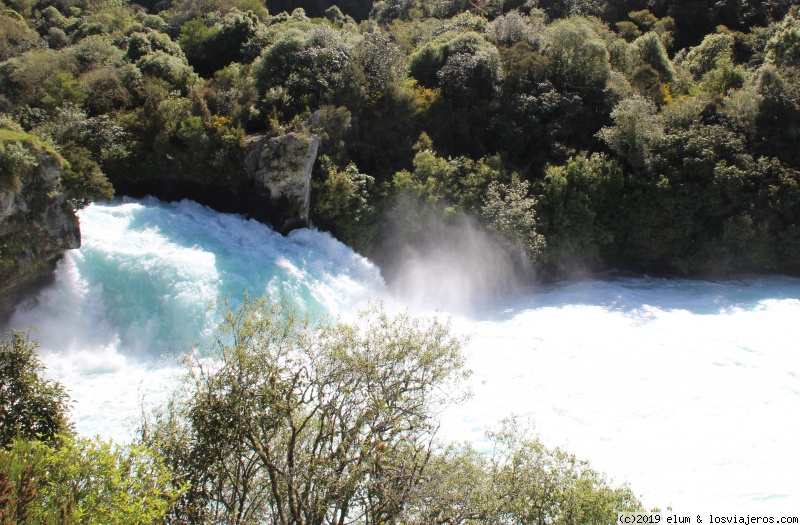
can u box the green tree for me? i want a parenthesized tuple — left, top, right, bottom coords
(682, 32, 735, 80)
(537, 154, 624, 274)
(68, 35, 124, 74)
(313, 156, 377, 252)
(597, 95, 663, 170)
(136, 50, 199, 96)
(354, 32, 404, 93)
(143, 297, 470, 525)
(615, 21, 641, 42)
(618, 123, 761, 275)
(33, 104, 130, 167)
(41, 71, 88, 110)
(0, 131, 39, 193)
(0, 436, 181, 524)
(765, 13, 800, 69)
(488, 419, 641, 524)
(488, 10, 545, 48)
(481, 174, 546, 266)
(390, 141, 503, 214)
(627, 9, 658, 31)
(544, 17, 611, 91)
(0, 12, 40, 61)
(630, 64, 667, 104)
(408, 38, 449, 89)
(402, 418, 642, 524)
(0, 330, 71, 447)
(179, 10, 260, 78)
(700, 58, 745, 97)
(126, 30, 184, 62)
(251, 25, 353, 116)
(408, 32, 502, 101)
(179, 16, 222, 75)
(1, 48, 65, 106)
(79, 67, 133, 115)
(630, 31, 675, 84)
(60, 144, 114, 209)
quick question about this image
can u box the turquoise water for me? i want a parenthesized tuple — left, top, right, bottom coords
(6, 197, 800, 514)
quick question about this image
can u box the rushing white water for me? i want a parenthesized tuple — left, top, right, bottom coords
(5, 198, 800, 515)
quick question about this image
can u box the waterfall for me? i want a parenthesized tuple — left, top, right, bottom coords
(5, 197, 799, 513)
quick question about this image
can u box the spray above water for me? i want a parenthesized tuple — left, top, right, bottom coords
(379, 206, 533, 315)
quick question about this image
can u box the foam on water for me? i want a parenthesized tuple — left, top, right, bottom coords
(4, 198, 800, 513)
(442, 279, 800, 513)
(8, 197, 385, 441)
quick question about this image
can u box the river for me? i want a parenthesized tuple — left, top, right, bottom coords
(6, 197, 800, 514)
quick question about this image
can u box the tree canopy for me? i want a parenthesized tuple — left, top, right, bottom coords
(0, 330, 71, 446)
(138, 296, 643, 524)
(0, 330, 181, 524)
(1, 0, 799, 278)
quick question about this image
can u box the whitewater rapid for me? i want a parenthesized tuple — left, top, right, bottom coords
(5, 198, 800, 514)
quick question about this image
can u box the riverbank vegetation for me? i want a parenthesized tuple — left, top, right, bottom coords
(1, 0, 799, 280)
(0, 330, 182, 524)
(2, 300, 643, 524)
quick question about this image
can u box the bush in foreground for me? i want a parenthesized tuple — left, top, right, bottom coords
(143, 297, 642, 524)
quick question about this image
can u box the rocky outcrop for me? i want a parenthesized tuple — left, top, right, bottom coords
(244, 129, 321, 234)
(0, 144, 80, 320)
(109, 120, 322, 236)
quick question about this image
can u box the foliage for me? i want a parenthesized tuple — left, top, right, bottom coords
(67, 34, 124, 74)
(41, 71, 87, 110)
(487, 10, 545, 48)
(142, 296, 469, 525)
(408, 31, 502, 101)
(33, 104, 129, 165)
(0, 127, 59, 193)
(126, 30, 184, 62)
(597, 95, 663, 170)
(544, 17, 611, 90)
(700, 58, 745, 97)
(0, 330, 70, 446)
(481, 174, 546, 265)
(616, 20, 640, 42)
(765, 13, 800, 69)
(0, 435, 182, 524)
(682, 32, 735, 80)
(403, 418, 642, 524)
(136, 50, 199, 95)
(0, 136, 36, 193)
(252, 25, 353, 116)
(622, 123, 765, 274)
(536, 154, 624, 274)
(437, 39, 502, 100)
(1, 48, 66, 106)
(313, 156, 377, 252)
(486, 418, 641, 523)
(629, 64, 667, 104)
(391, 143, 502, 213)
(60, 144, 114, 209)
(0, 12, 39, 61)
(179, 10, 260, 77)
(630, 31, 675, 83)
(354, 31, 404, 93)
(1, 0, 800, 278)
(79, 66, 133, 114)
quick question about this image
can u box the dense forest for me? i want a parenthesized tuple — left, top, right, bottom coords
(1, 0, 799, 280)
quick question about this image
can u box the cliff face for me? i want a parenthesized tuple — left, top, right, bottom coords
(0, 143, 80, 320)
(110, 125, 321, 236)
(244, 130, 321, 234)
